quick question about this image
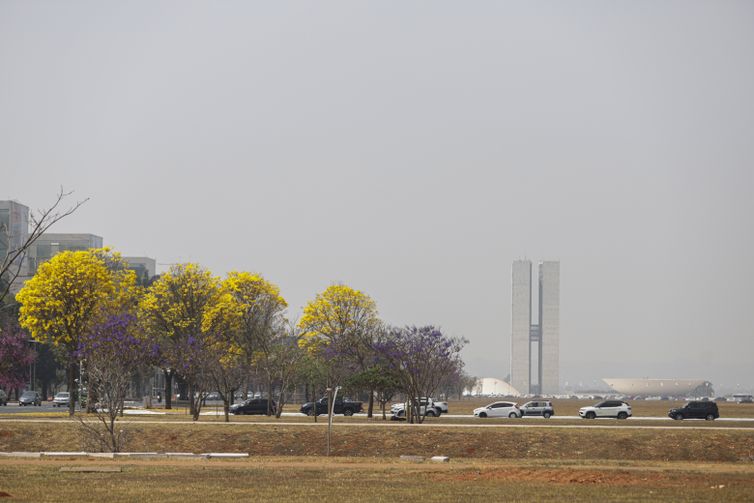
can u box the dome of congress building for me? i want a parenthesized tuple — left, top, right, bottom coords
(466, 377, 521, 397)
(603, 378, 713, 396)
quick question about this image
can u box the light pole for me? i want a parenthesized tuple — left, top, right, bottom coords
(326, 386, 341, 456)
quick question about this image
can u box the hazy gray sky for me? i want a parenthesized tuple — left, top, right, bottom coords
(2, 1, 753, 391)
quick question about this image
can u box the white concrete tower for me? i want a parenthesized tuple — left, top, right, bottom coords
(510, 260, 532, 394)
(539, 261, 560, 395)
(510, 259, 560, 395)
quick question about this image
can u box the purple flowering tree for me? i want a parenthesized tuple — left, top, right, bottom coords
(157, 331, 215, 421)
(76, 314, 154, 452)
(0, 323, 36, 393)
(376, 326, 466, 423)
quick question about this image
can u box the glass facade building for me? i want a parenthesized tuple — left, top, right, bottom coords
(31, 233, 103, 273)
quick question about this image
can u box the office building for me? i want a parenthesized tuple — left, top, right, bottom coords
(511, 260, 560, 395)
(123, 256, 157, 284)
(0, 200, 33, 292)
(31, 233, 103, 273)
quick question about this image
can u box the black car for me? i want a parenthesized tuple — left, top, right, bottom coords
(668, 401, 719, 420)
(230, 398, 276, 415)
(300, 397, 363, 416)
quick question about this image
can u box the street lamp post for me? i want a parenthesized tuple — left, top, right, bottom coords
(326, 386, 341, 456)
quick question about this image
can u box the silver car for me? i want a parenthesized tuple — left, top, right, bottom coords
(520, 400, 554, 418)
(19, 390, 41, 406)
(52, 392, 70, 408)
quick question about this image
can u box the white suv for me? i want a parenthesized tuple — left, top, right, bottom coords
(391, 398, 442, 419)
(579, 400, 632, 419)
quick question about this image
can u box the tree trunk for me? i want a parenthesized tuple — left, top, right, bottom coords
(86, 383, 97, 413)
(163, 369, 173, 410)
(267, 378, 273, 416)
(189, 383, 196, 418)
(275, 385, 284, 419)
(367, 389, 374, 418)
(223, 398, 230, 422)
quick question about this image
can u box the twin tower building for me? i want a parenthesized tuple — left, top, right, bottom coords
(511, 260, 560, 395)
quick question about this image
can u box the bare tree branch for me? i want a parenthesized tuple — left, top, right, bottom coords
(0, 187, 88, 305)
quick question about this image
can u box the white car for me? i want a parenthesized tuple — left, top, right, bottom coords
(579, 400, 632, 419)
(52, 392, 70, 407)
(432, 399, 448, 413)
(391, 398, 441, 419)
(473, 401, 521, 418)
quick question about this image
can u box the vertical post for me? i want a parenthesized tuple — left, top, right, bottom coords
(78, 360, 83, 411)
(326, 386, 341, 456)
(326, 387, 332, 456)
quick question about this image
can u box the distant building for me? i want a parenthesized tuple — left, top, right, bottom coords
(603, 378, 714, 397)
(511, 260, 560, 395)
(123, 256, 157, 284)
(466, 377, 521, 397)
(0, 200, 33, 292)
(31, 233, 103, 273)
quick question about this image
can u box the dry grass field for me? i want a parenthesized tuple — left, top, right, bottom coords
(2, 421, 754, 462)
(2, 398, 754, 501)
(1, 457, 754, 502)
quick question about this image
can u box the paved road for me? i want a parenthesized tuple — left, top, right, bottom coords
(1, 417, 753, 431)
(3, 403, 753, 424)
(0, 403, 66, 414)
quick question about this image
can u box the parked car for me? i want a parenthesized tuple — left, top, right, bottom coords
(52, 392, 70, 408)
(234, 391, 259, 400)
(473, 401, 521, 418)
(432, 399, 449, 414)
(668, 401, 719, 421)
(204, 392, 222, 401)
(519, 400, 554, 418)
(19, 390, 41, 406)
(579, 400, 631, 419)
(391, 398, 442, 420)
(0, 389, 7, 406)
(230, 398, 277, 415)
(300, 397, 363, 416)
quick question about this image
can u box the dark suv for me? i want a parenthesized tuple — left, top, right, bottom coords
(669, 401, 719, 420)
(230, 398, 277, 415)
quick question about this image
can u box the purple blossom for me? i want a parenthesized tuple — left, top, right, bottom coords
(0, 323, 37, 390)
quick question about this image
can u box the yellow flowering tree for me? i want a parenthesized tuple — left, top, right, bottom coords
(203, 271, 288, 412)
(298, 285, 382, 411)
(139, 263, 220, 417)
(16, 248, 138, 416)
(204, 271, 287, 353)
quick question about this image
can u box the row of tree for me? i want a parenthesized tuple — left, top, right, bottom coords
(3, 248, 470, 429)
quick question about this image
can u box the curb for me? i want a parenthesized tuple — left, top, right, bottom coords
(0, 451, 249, 459)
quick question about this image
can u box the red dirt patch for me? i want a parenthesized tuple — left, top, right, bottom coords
(435, 467, 671, 486)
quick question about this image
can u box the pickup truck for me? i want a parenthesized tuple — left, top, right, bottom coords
(391, 397, 443, 420)
(300, 397, 363, 416)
